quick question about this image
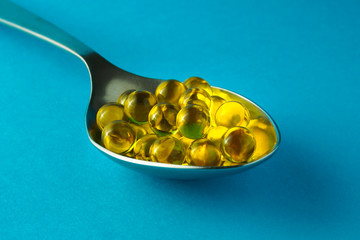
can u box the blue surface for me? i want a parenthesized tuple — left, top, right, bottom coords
(1, 0, 360, 239)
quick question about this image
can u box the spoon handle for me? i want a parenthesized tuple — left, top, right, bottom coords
(0, 1, 94, 59)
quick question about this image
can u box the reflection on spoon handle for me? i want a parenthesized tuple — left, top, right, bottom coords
(0, 1, 94, 59)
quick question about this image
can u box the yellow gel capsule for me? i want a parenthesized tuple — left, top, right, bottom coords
(178, 87, 212, 109)
(133, 134, 158, 161)
(210, 95, 226, 126)
(206, 125, 228, 148)
(124, 90, 157, 124)
(117, 89, 136, 105)
(215, 101, 250, 128)
(148, 103, 179, 136)
(128, 123, 147, 139)
(176, 104, 210, 139)
(184, 76, 212, 96)
(150, 136, 185, 164)
(247, 117, 277, 161)
(187, 139, 221, 166)
(96, 102, 128, 130)
(222, 126, 256, 163)
(102, 120, 136, 154)
(155, 79, 187, 105)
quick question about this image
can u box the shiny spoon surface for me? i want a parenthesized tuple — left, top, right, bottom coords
(0, 1, 280, 179)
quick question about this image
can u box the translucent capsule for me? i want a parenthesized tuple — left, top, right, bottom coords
(117, 89, 136, 105)
(128, 123, 147, 139)
(206, 126, 228, 148)
(187, 139, 221, 166)
(150, 136, 185, 164)
(176, 104, 210, 139)
(178, 87, 212, 109)
(133, 134, 158, 161)
(222, 126, 255, 163)
(155, 79, 187, 105)
(124, 90, 157, 124)
(184, 76, 212, 96)
(96, 102, 128, 130)
(246, 117, 277, 161)
(215, 101, 250, 128)
(102, 120, 136, 154)
(210, 95, 226, 126)
(148, 103, 179, 136)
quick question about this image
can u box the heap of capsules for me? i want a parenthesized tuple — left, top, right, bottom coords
(96, 77, 269, 166)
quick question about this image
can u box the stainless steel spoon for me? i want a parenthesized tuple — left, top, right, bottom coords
(0, 1, 280, 179)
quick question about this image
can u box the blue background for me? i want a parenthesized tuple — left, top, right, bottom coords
(1, 0, 359, 239)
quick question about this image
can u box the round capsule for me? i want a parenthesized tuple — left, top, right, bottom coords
(148, 103, 179, 136)
(155, 79, 187, 105)
(215, 101, 250, 128)
(206, 125, 228, 148)
(210, 95, 226, 125)
(117, 89, 136, 105)
(176, 104, 210, 139)
(187, 139, 221, 166)
(247, 117, 277, 161)
(178, 87, 212, 109)
(96, 102, 128, 130)
(133, 134, 158, 161)
(150, 136, 186, 165)
(184, 76, 212, 96)
(124, 90, 157, 124)
(221, 127, 256, 163)
(101, 120, 136, 154)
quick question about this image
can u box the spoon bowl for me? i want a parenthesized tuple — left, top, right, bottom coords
(0, 1, 280, 179)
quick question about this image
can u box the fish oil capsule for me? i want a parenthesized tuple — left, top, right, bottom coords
(150, 136, 185, 164)
(210, 95, 226, 126)
(117, 89, 136, 105)
(128, 123, 147, 139)
(124, 90, 157, 124)
(187, 139, 221, 166)
(247, 116, 277, 161)
(178, 87, 212, 109)
(102, 120, 136, 154)
(215, 101, 250, 128)
(206, 126, 228, 148)
(184, 76, 212, 96)
(96, 102, 128, 130)
(155, 80, 187, 105)
(133, 134, 158, 161)
(148, 103, 179, 136)
(176, 104, 210, 139)
(222, 126, 255, 163)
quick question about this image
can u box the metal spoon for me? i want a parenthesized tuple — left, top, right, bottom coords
(0, 1, 280, 179)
